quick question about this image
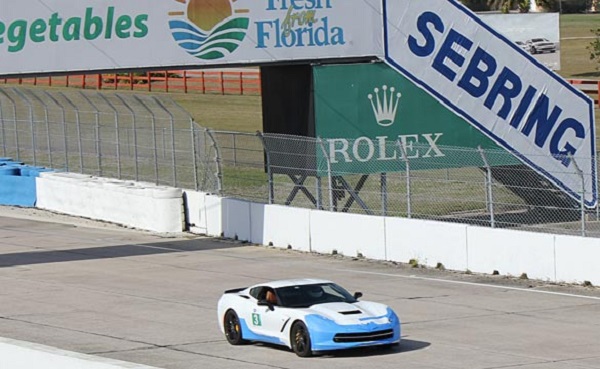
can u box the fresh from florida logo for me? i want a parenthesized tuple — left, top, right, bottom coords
(168, 0, 250, 60)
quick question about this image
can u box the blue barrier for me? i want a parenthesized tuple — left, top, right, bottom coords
(0, 159, 53, 207)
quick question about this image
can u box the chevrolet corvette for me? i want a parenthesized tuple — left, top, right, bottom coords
(217, 279, 401, 357)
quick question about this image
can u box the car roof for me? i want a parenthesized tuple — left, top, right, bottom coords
(253, 278, 333, 289)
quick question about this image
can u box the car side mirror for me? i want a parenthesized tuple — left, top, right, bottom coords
(353, 292, 363, 300)
(258, 299, 274, 310)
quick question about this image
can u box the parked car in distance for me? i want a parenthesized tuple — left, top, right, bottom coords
(525, 38, 557, 54)
(515, 40, 530, 53)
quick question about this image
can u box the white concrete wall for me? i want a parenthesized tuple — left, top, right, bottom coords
(182, 194, 600, 285)
(37, 173, 184, 233)
(466, 227, 556, 281)
(310, 211, 386, 260)
(31, 178, 600, 285)
(386, 217, 468, 270)
(555, 235, 600, 284)
(250, 204, 312, 252)
(222, 198, 251, 241)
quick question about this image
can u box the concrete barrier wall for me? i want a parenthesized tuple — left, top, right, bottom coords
(385, 217, 468, 271)
(250, 204, 312, 252)
(466, 227, 556, 281)
(555, 235, 600, 284)
(310, 211, 387, 260)
(0, 159, 52, 207)
(37, 173, 184, 233)
(28, 182, 600, 285)
(183, 192, 600, 285)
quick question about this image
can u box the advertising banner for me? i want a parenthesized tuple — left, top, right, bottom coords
(383, 0, 596, 206)
(314, 62, 520, 174)
(0, 0, 382, 76)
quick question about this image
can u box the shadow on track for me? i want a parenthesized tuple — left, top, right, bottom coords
(0, 238, 244, 267)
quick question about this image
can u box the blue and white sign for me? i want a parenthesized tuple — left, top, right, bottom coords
(383, 0, 597, 207)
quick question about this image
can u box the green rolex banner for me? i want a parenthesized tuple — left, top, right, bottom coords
(313, 62, 519, 174)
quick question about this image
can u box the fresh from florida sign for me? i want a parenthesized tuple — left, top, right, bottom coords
(314, 62, 520, 174)
(0, 0, 382, 76)
(383, 0, 597, 206)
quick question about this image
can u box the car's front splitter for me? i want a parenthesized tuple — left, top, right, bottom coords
(305, 309, 401, 352)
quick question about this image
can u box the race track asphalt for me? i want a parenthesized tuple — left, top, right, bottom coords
(1, 206, 599, 369)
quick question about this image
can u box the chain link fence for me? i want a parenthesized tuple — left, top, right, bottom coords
(1, 86, 599, 238)
(0, 87, 220, 192)
(251, 134, 599, 237)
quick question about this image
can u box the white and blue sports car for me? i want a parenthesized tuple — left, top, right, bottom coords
(217, 279, 401, 357)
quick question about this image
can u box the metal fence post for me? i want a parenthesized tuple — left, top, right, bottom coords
(381, 173, 387, 216)
(97, 93, 121, 179)
(0, 90, 20, 161)
(58, 92, 84, 173)
(232, 132, 238, 167)
(79, 92, 102, 176)
(12, 88, 36, 166)
(151, 97, 177, 187)
(478, 146, 495, 228)
(397, 140, 411, 218)
(256, 132, 274, 204)
(317, 137, 333, 212)
(205, 129, 223, 196)
(570, 155, 586, 237)
(41, 91, 68, 171)
(0, 94, 5, 157)
(29, 90, 53, 169)
(134, 96, 159, 185)
(190, 119, 199, 191)
(116, 94, 139, 181)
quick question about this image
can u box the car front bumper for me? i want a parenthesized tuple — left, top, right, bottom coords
(305, 308, 401, 352)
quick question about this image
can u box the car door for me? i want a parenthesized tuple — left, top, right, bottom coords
(247, 287, 289, 342)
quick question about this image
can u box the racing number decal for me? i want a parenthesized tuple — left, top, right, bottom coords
(252, 313, 262, 326)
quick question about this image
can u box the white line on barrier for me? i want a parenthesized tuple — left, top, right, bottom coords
(332, 268, 600, 301)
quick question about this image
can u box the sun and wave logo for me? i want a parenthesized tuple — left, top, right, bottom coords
(168, 0, 250, 60)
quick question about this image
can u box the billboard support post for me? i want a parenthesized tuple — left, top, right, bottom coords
(381, 173, 388, 217)
(317, 137, 334, 212)
(397, 139, 411, 219)
(479, 146, 495, 228)
(257, 132, 274, 205)
(316, 176, 323, 211)
(570, 155, 585, 237)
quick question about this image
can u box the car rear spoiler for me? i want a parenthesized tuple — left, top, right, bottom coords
(224, 287, 247, 294)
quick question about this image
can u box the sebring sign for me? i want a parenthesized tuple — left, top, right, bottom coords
(383, 0, 597, 206)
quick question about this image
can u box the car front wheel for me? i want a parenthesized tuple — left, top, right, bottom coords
(224, 310, 245, 345)
(291, 321, 312, 357)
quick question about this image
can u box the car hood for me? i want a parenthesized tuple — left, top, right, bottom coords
(305, 301, 389, 324)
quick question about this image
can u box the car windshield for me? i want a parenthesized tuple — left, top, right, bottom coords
(275, 283, 357, 308)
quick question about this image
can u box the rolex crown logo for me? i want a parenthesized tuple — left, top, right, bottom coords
(368, 85, 402, 127)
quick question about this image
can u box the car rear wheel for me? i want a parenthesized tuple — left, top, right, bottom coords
(224, 310, 245, 345)
(291, 321, 312, 357)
